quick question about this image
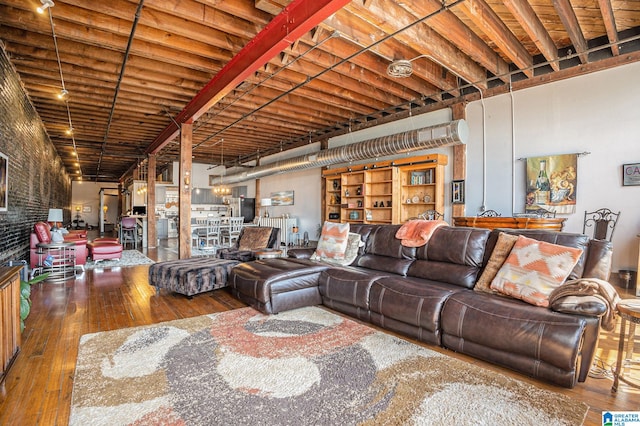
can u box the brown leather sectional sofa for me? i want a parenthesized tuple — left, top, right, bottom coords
(229, 224, 613, 388)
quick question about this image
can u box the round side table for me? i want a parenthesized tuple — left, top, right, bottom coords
(612, 299, 640, 393)
(253, 249, 283, 260)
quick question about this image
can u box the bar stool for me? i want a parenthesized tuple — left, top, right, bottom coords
(120, 217, 139, 249)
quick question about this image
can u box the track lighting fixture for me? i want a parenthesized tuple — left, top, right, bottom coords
(58, 88, 69, 100)
(37, 0, 54, 14)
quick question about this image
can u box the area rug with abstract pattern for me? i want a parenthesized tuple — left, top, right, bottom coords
(84, 250, 155, 270)
(70, 306, 587, 425)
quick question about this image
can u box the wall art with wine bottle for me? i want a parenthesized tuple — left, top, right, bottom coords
(525, 153, 578, 215)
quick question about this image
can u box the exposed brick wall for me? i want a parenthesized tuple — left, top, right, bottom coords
(0, 44, 72, 267)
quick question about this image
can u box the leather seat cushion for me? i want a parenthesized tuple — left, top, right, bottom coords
(368, 276, 459, 338)
(88, 241, 123, 255)
(230, 258, 330, 306)
(319, 267, 391, 310)
(441, 291, 586, 373)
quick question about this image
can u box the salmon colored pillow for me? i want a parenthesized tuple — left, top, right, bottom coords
(313, 221, 350, 260)
(490, 235, 583, 307)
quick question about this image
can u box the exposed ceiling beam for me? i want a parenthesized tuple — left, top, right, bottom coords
(502, 0, 560, 71)
(145, 0, 352, 156)
(458, 0, 534, 77)
(553, 0, 589, 64)
(597, 0, 620, 56)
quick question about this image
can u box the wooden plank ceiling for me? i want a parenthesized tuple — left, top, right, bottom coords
(1, 0, 639, 182)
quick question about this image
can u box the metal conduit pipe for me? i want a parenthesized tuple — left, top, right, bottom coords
(219, 119, 468, 185)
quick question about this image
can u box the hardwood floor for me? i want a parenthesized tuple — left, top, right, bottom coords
(0, 237, 637, 425)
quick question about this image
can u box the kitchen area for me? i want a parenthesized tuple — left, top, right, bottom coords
(154, 185, 249, 240)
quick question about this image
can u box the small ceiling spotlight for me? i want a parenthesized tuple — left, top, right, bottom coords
(37, 0, 55, 14)
(58, 88, 69, 100)
(66, 127, 74, 135)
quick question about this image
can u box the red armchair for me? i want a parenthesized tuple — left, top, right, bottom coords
(30, 222, 88, 269)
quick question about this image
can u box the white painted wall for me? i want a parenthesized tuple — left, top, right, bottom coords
(257, 143, 323, 239)
(71, 181, 119, 227)
(464, 61, 640, 272)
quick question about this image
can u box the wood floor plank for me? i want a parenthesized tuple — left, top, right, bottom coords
(0, 234, 636, 425)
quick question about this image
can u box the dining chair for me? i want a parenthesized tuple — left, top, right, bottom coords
(477, 209, 501, 217)
(224, 216, 244, 247)
(203, 217, 222, 248)
(583, 208, 620, 241)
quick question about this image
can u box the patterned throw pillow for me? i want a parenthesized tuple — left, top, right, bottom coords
(238, 227, 272, 251)
(474, 232, 519, 294)
(490, 235, 583, 307)
(312, 221, 350, 260)
(311, 232, 363, 266)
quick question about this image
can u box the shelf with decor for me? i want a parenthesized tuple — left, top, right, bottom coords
(398, 158, 446, 223)
(321, 154, 447, 225)
(341, 171, 365, 223)
(364, 167, 395, 224)
(324, 173, 342, 222)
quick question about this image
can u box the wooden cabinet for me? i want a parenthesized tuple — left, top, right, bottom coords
(1, 266, 21, 384)
(322, 154, 447, 225)
(453, 216, 566, 231)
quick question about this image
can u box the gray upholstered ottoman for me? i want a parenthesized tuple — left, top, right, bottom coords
(148, 258, 240, 296)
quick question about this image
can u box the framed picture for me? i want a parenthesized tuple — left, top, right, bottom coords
(271, 190, 294, 206)
(622, 163, 640, 186)
(451, 180, 465, 204)
(82, 206, 92, 213)
(0, 152, 7, 212)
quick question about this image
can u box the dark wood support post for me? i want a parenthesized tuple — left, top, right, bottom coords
(147, 154, 157, 248)
(179, 121, 193, 259)
(452, 103, 467, 218)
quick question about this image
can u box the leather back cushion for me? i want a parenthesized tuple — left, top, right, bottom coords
(34, 221, 51, 243)
(408, 226, 490, 289)
(238, 227, 272, 251)
(483, 229, 591, 280)
(355, 225, 415, 276)
(349, 224, 376, 255)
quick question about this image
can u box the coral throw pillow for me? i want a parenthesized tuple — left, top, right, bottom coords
(490, 235, 583, 307)
(313, 221, 350, 260)
(474, 232, 519, 294)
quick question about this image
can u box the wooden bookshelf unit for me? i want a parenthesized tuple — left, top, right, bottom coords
(321, 154, 447, 224)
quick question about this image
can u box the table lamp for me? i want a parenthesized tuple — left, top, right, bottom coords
(48, 208, 64, 243)
(261, 198, 272, 218)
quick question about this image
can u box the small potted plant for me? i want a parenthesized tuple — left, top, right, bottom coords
(20, 273, 49, 332)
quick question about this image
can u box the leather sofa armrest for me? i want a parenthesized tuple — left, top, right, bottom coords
(549, 295, 607, 317)
(287, 248, 315, 259)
